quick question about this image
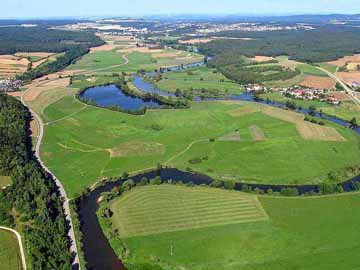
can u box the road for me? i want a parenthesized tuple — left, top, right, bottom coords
(317, 66, 360, 106)
(0, 226, 27, 270)
(20, 90, 81, 269)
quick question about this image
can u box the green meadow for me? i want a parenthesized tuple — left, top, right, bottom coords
(41, 96, 360, 197)
(0, 230, 22, 270)
(67, 49, 203, 73)
(154, 66, 243, 97)
(100, 185, 360, 270)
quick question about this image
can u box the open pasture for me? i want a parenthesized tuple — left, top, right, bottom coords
(40, 98, 360, 196)
(0, 230, 22, 270)
(112, 188, 360, 270)
(154, 66, 243, 97)
(108, 185, 268, 238)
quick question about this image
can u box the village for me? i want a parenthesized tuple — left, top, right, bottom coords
(0, 79, 22, 92)
(246, 83, 349, 105)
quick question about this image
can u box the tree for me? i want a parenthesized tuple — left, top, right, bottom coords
(350, 117, 358, 128)
(308, 105, 317, 116)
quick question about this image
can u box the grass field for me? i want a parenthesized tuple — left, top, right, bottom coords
(0, 176, 12, 188)
(296, 63, 328, 77)
(67, 48, 203, 74)
(100, 185, 360, 270)
(0, 230, 22, 270)
(107, 185, 268, 238)
(154, 66, 243, 97)
(41, 97, 360, 197)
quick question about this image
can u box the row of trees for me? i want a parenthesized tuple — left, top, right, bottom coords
(0, 94, 72, 270)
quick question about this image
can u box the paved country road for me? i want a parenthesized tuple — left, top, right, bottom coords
(0, 226, 27, 270)
(317, 66, 360, 106)
(20, 88, 81, 270)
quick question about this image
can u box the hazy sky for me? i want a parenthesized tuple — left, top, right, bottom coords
(2, 0, 360, 19)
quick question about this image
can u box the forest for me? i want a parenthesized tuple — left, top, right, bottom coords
(0, 26, 103, 55)
(0, 93, 72, 270)
(199, 26, 360, 63)
(207, 53, 300, 84)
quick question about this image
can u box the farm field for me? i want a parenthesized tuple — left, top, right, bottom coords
(0, 230, 22, 270)
(153, 66, 243, 97)
(100, 185, 360, 270)
(0, 55, 28, 79)
(40, 97, 360, 197)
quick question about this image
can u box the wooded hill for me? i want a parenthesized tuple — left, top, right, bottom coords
(0, 93, 72, 270)
(199, 26, 360, 63)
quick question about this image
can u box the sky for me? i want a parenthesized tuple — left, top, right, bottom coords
(2, 0, 360, 19)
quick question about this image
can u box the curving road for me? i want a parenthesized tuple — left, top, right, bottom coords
(317, 66, 360, 106)
(20, 90, 81, 269)
(0, 226, 27, 270)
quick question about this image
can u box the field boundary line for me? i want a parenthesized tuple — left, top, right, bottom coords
(0, 226, 27, 270)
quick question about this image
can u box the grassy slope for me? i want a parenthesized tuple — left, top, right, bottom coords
(41, 98, 360, 197)
(0, 230, 21, 270)
(115, 190, 360, 270)
(154, 66, 243, 95)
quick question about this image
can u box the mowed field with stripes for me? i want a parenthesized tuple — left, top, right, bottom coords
(109, 185, 268, 238)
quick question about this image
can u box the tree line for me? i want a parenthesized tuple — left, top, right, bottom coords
(0, 93, 72, 270)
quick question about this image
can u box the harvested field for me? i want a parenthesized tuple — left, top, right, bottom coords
(262, 106, 345, 141)
(328, 54, 360, 67)
(228, 106, 259, 116)
(254, 55, 274, 62)
(328, 91, 351, 101)
(23, 78, 70, 102)
(219, 131, 241, 141)
(6, 91, 22, 97)
(109, 141, 165, 158)
(15, 52, 54, 58)
(337, 71, 360, 84)
(300, 75, 336, 89)
(179, 38, 213, 44)
(32, 58, 48, 68)
(90, 44, 120, 53)
(0, 55, 29, 78)
(297, 122, 346, 141)
(249, 125, 265, 141)
(108, 185, 268, 238)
